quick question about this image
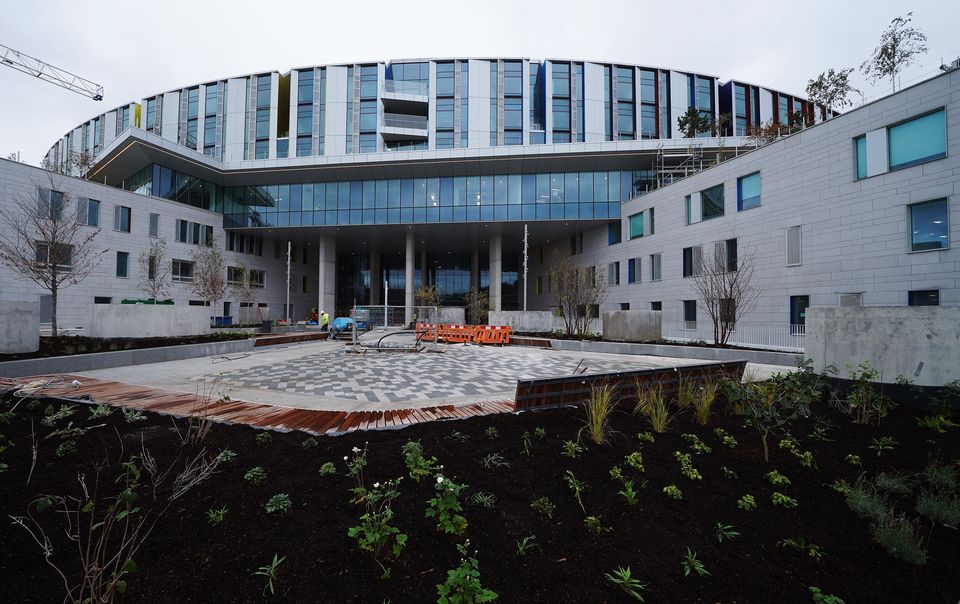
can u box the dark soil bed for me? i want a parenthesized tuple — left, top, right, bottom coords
(0, 394, 957, 603)
(0, 332, 251, 361)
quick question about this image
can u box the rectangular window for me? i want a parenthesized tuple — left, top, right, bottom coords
(650, 301, 662, 311)
(116, 251, 128, 278)
(76, 197, 99, 226)
(650, 253, 662, 281)
(648, 207, 655, 235)
(35, 241, 73, 267)
(227, 266, 244, 284)
(302, 275, 308, 293)
(715, 238, 738, 272)
(719, 298, 736, 325)
(790, 295, 809, 328)
(909, 199, 949, 251)
(854, 136, 867, 180)
(607, 221, 622, 245)
(908, 289, 939, 306)
(114, 205, 131, 232)
(682, 246, 702, 277)
(737, 172, 761, 211)
(172, 259, 194, 282)
(888, 109, 946, 171)
(700, 184, 724, 220)
(249, 269, 266, 288)
(608, 261, 620, 286)
(683, 300, 697, 327)
(94, 297, 111, 304)
(786, 226, 802, 266)
(149, 213, 159, 237)
(535, 276, 542, 294)
(36, 187, 64, 219)
(628, 212, 644, 239)
(627, 258, 640, 283)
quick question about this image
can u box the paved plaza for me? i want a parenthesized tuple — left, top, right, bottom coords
(72, 340, 788, 411)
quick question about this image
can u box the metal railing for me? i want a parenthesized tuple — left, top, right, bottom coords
(661, 321, 805, 352)
(382, 80, 428, 96)
(382, 113, 428, 130)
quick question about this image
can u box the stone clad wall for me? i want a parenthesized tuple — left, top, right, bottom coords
(86, 305, 213, 338)
(0, 301, 39, 353)
(602, 310, 661, 342)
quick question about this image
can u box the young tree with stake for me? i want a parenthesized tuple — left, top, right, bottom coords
(138, 238, 170, 302)
(860, 12, 928, 93)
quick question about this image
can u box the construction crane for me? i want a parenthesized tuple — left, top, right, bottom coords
(0, 43, 103, 101)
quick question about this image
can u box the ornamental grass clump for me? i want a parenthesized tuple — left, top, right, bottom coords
(634, 381, 672, 434)
(580, 382, 616, 445)
(426, 475, 468, 535)
(692, 379, 718, 426)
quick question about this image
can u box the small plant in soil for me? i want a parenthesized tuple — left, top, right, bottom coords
(809, 586, 846, 604)
(580, 382, 615, 445)
(121, 408, 146, 423)
(713, 427, 738, 448)
(301, 437, 318, 448)
(253, 554, 285, 597)
(520, 432, 535, 457)
(868, 436, 897, 457)
(55, 440, 78, 458)
(662, 485, 683, 500)
(0, 410, 13, 425)
(605, 566, 648, 602)
(41, 405, 75, 426)
(618, 480, 639, 505)
(916, 414, 959, 433)
(479, 452, 510, 470)
(584, 515, 611, 535)
(534, 427, 546, 439)
(561, 440, 585, 459)
(244, 466, 266, 485)
(636, 431, 655, 444)
(468, 491, 497, 509)
(721, 466, 738, 479)
(206, 505, 228, 526)
(255, 432, 272, 446)
(681, 433, 712, 455)
(624, 451, 645, 472)
(923, 459, 958, 491)
(483, 426, 499, 439)
(715, 522, 740, 542)
(766, 470, 791, 487)
(772, 492, 798, 508)
(215, 449, 236, 463)
(730, 369, 812, 463)
(680, 547, 710, 578)
(426, 475, 468, 535)
(401, 440, 439, 482)
(778, 537, 825, 560)
(515, 535, 541, 557)
(436, 541, 498, 603)
(845, 453, 862, 468)
(0, 462, 7, 473)
(845, 361, 894, 426)
(808, 417, 836, 442)
(563, 470, 588, 513)
(827, 479, 852, 495)
(318, 461, 336, 476)
(445, 430, 469, 443)
(916, 459, 960, 526)
(346, 445, 369, 503)
(265, 493, 292, 515)
(692, 379, 718, 426)
(635, 381, 672, 434)
(737, 494, 757, 511)
(530, 496, 556, 519)
(88, 404, 113, 419)
(609, 465, 625, 482)
(348, 478, 408, 579)
(674, 451, 702, 480)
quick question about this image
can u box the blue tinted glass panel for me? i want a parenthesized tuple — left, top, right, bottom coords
(855, 136, 867, 179)
(910, 199, 949, 251)
(737, 172, 761, 211)
(888, 110, 946, 170)
(629, 212, 643, 238)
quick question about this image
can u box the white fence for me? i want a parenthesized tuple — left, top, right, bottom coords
(662, 321, 805, 352)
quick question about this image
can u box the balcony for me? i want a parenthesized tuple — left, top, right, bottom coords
(381, 79, 428, 114)
(383, 80, 428, 96)
(380, 112, 428, 142)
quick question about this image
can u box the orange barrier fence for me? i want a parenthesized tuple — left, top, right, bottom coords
(415, 323, 512, 345)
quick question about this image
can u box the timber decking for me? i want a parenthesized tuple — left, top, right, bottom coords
(6, 374, 514, 435)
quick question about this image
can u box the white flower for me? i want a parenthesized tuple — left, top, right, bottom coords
(343, 456, 348, 461)
(352, 446, 360, 453)
(373, 482, 380, 488)
(436, 475, 444, 484)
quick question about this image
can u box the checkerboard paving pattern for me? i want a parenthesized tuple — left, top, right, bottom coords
(210, 345, 656, 404)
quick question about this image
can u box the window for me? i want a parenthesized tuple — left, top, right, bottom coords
(909, 199, 949, 251)
(608, 261, 620, 286)
(607, 221, 622, 245)
(854, 136, 867, 180)
(535, 276, 543, 294)
(35, 242, 72, 267)
(737, 173, 761, 211)
(620, 303, 630, 311)
(682, 246, 702, 277)
(648, 207, 655, 235)
(719, 298, 736, 325)
(149, 213, 159, 237)
(628, 212, 644, 239)
(227, 266, 244, 284)
(302, 276, 309, 293)
(94, 297, 111, 304)
(700, 184, 724, 220)
(116, 251, 128, 278)
(650, 301, 662, 311)
(888, 109, 946, 171)
(114, 205, 131, 232)
(147, 255, 156, 280)
(714, 238, 737, 272)
(36, 187, 64, 219)
(627, 258, 640, 283)
(908, 290, 939, 306)
(249, 269, 265, 288)
(76, 197, 99, 226)
(650, 253, 662, 281)
(683, 300, 697, 327)
(786, 226, 802, 266)
(790, 295, 809, 328)
(172, 259, 194, 282)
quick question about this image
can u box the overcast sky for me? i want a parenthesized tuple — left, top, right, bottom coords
(1, 0, 957, 164)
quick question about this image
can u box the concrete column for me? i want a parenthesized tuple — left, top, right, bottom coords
(316, 235, 336, 316)
(369, 251, 381, 306)
(420, 246, 427, 287)
(489, 233, 502, 312)
(471, 248, 480, 293)
(404, 231, 415, 325)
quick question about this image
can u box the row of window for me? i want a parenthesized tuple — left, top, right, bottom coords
(854, 108, 946, 179)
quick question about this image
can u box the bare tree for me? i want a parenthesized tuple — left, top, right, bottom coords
(228, 261, 260, 323)
(41, 150, 96, 179)
(806, 68, 859, 119)
(464, 287, 489, 325)
(0, 174, 106, 336)
(190, 234, 226, 316)
(691, 244, 760, 346)
(137, 238, 170, 302)
(549, 255, 608, 337)
(861, 12, 928, 93)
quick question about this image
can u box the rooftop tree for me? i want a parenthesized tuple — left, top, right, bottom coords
(860, 12, 928, 93)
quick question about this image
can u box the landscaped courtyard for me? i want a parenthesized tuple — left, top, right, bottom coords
(1, 360, 957, 603)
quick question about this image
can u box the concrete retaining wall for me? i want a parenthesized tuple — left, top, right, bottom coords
(806, 306, 960, 386)
(547, 338, 802, 367)
(439, 307, 466, 324)
(86, 305, 213, 338)
(602, 310, 661, 342)
(490, 310, 600, 334)
(0, 301, 39, 353)
(0, 337, 254, 378)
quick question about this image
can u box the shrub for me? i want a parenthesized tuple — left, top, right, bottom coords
(624, 451, 645, 472)
(874, 473, 912, 495)
(265, 493, 292, 515)
(765, 470, 791, 487)
(561, 440, 585, 459)
(426, 475, 468, 535)
(89, 404, 113, 419)
(809, 586, 846, 604)
(846, 361, 894, 426)
(55, 440, 78, 458)
(436, 541, 498, 603)
(771, 492, 798, 508)
(215, 449, 237, 463)
(530, 496, 556, 519)
(401, 440, 439, 482)
(737, 494, 757, 511)
(347, 478, 408, 578)
(301, 437, 318, 448)
(580, 382, 615, 445)
(318, 462, 336, 476)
